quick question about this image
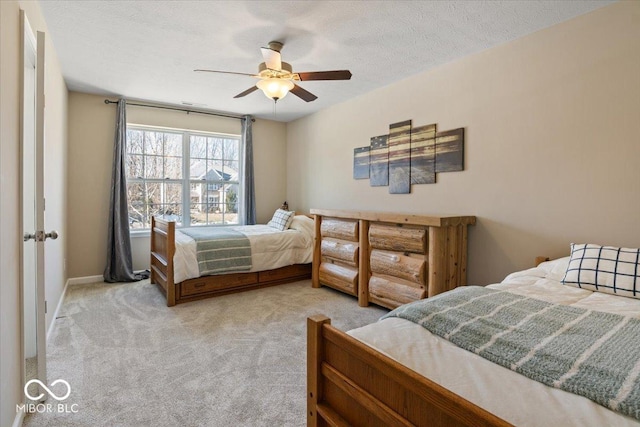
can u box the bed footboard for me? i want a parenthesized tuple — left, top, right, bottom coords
(307, 315, 512, 427)
(150, 217, 176, 306)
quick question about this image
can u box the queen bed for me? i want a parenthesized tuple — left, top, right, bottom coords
(151, 211, 314, 306)
(308, 246, 640, 426)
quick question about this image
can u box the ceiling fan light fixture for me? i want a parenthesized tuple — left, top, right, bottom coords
(197, 41, 350, 103)
(256, 78, 294, 101)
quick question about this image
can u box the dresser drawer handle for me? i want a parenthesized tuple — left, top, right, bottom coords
(194, 283, 206, 288)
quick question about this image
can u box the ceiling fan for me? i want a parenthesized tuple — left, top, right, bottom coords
(195, 41, 352, 103)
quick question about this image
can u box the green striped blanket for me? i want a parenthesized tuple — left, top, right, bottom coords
(383, 286, 640, 420)
(179, 227, 252, 276)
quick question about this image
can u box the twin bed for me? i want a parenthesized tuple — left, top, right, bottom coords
(309, 254, 640, 426)
(150, 213, 314, 306)
(147, 211, 640, 426)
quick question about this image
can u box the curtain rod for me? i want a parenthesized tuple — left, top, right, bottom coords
(104, 99, 254, 122)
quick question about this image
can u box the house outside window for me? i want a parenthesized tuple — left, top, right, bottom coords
(126, 125, 241, 230)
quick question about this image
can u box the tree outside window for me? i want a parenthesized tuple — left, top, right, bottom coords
(126, 126, 241, 229)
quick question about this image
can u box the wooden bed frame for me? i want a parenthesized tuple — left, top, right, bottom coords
(307, 257, 557, 426)
(307, 315, 512, 427)
(150, 216, 312, 307)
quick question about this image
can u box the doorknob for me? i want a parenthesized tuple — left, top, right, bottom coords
(27, 231, 59, 242)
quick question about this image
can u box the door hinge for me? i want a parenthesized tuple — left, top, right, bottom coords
(45, 300, 48, 314)
(43, 197, 46, 211)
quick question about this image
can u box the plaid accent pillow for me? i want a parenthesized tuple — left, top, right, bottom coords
(267, 209, 295, 231)
(562, 243, 640, 299)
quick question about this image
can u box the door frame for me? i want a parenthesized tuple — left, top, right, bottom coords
(19, 9, 47, 395)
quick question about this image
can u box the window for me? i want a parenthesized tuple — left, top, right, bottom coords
(126, 126, 241, 230)
(188, 134, 240, 225)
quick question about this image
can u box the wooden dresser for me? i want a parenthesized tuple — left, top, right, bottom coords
(311, 209, 476, 310)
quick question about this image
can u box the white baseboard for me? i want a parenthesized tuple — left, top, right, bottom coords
(12, 411, 24, 427)
(47, 278, 69, 343)
(67, 275, 104, 286)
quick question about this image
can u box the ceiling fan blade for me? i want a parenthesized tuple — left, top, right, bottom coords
(194, 69, 258, 78)
(296, 70, 352, 81)
(260, 47, 282, 71)
(233, 86, 259, 98)
(290, 84, 317, 102)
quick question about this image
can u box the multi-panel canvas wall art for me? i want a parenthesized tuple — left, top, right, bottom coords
(369, 135, 389, 187)
(388, 120, 412, 194)
(353, 119, 464, 193)
(353, 146, 370, 179)
(410, 123, 437, 185)
(435, 128, 464, 173)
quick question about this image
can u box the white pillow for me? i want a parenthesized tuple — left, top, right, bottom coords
(289, 214, 311, 228)
(562, 243, 640, 299)
(267, 209, 295, 231)
(289, 215, 314, 235)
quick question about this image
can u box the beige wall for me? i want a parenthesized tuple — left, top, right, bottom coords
(0, 1, 68, 425)
(66, 93, 116, 278)
(67, 92, 288, 277)
(286, 1, 640, 285)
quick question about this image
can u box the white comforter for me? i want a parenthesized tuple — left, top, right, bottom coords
(348, 257, 640, 426)
(173, 215, 314, 283)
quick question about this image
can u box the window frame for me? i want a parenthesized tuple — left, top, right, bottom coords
(126, 124, 242, 234)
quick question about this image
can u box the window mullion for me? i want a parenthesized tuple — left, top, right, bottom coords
(182, 130, 190, 227)
(221, 140, 225, 224)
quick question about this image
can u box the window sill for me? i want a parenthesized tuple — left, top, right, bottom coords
(130, 223, 240, 238)
(130, 229, 151, 238)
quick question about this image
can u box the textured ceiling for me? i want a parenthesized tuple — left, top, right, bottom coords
(39, 0, 613, 122)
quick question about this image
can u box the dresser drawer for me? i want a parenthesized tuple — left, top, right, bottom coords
(368, 274, 426, 308)
(370, 249, 425, 285)
(319, 262, 358, 295)
(321, 238, 359, 267)
(321, 218, 359, 242)
(369, 223, 426, 254)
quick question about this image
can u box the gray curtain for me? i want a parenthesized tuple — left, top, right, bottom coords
(242, 115, 256, 225)
(103, 99, 144, 282)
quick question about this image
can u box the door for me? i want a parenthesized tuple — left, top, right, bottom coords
(21, 12, 51, 402)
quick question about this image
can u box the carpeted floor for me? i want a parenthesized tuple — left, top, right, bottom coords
(23, 279, 387, 427)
